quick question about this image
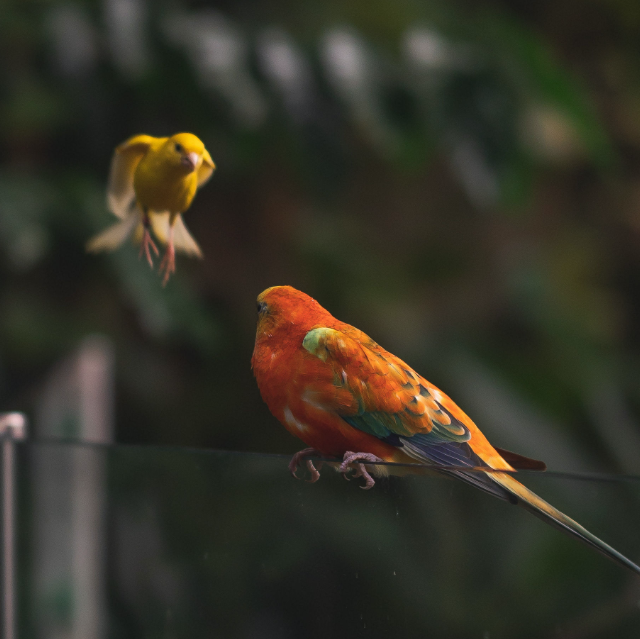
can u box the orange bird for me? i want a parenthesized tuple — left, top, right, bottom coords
(252, 285, 640, 575)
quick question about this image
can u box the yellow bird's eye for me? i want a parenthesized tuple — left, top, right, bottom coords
(174, 143, 183, 153)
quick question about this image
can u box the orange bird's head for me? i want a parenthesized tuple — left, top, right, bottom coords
(254, 286, 334, 346)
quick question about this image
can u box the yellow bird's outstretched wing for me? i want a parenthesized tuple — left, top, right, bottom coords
(87, 135, 157, 253)
(149, 212, 203, 258)
(86, 208, 142, 253)
(197, 149, 216, 187)
(107, 135, 159, 219)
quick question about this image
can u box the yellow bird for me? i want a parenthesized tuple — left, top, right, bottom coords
(87, 133, 215, 284)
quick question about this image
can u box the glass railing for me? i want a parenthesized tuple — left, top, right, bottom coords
(10, 440, 640, 638)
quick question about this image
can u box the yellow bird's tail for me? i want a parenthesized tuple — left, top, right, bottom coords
(489, 470, 640, 575)
(86, 208, 203, 259)
(149, 212, 203, 258)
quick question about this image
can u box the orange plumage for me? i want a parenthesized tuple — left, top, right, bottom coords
(252, 285, 640, 575)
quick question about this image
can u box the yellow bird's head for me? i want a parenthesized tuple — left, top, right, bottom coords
(164, 132, 207, 173)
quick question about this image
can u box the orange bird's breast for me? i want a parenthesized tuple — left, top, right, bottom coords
(253, 337, 399, 459)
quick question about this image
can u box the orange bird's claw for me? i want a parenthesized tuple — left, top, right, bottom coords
(340, 451, 383, 490)
(288, 448, 323, 483)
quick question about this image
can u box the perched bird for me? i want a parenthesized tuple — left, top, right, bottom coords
(87, 133, 215, 284)
(252, 285, 640, 575)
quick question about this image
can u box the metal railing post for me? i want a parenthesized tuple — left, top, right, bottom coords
(0, 413, 27, 639)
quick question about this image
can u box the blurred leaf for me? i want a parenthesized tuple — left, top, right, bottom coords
(482, 13, 616, 168)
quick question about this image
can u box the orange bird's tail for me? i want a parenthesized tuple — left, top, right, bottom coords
(488, 471, 640, 575)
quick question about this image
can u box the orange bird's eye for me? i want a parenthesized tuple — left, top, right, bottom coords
(257, 301, 267, 314)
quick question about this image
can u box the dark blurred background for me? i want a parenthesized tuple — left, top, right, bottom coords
(5, 0, 640, 469)
(3, 1, 640, 636)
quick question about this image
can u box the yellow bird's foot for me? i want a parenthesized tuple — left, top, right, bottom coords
(288, 448, 324, 483)
(340, 451, 383, 490)
(139, 228, 159, 268)
(159, 242, 176, 286)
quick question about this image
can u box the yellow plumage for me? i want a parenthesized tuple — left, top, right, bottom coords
(87, 132, 215, 284)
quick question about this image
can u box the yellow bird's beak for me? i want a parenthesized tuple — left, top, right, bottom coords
(181, 152, 200, 172)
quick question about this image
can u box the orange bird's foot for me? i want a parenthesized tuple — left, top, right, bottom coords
(340, 451, 383, 490)
(288, 448, 324, 483)
(159, 242, 176, 286)
(139, 228, 159, 268)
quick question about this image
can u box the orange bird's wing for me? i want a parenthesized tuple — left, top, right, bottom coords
(301, 326, 516, 501)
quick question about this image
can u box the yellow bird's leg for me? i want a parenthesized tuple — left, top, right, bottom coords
(288, 448, 325, 483)
(159, 215, 177, 286)
(138, 207, 159, 268)
(340, 451, 383, 490)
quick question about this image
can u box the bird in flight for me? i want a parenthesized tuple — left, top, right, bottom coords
(87, 132, 215, 284)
